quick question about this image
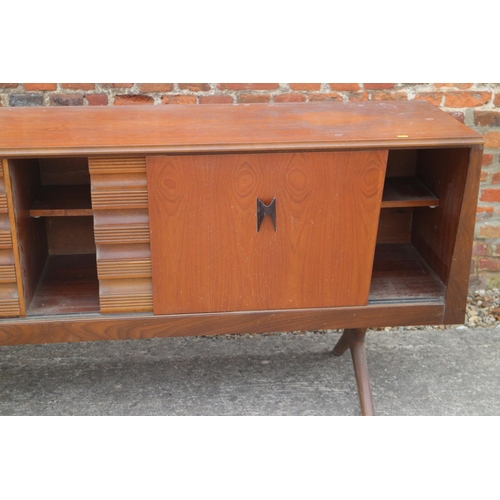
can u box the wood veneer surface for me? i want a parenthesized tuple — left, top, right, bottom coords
(0, 102, 482, 156)
(28, 253, 99, 316)
(369, 243, 445, 301)
(148, 150, 387, 314)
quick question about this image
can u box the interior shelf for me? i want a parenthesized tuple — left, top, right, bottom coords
(381, 177, 439, 208)
(28, 254, 100, 316)
(30, 185, 93, 217)
(369, 243, 445, 303)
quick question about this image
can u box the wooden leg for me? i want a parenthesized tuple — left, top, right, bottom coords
(332, 328, 375, 416)
(332, 329, 352, 356)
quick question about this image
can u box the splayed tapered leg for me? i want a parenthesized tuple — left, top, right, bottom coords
(332, 328, 375, 416)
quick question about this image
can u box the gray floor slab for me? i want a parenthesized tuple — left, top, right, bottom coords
(1, 327, 499, 415)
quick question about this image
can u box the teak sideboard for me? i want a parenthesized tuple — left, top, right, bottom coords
(0, 101, 483, 415)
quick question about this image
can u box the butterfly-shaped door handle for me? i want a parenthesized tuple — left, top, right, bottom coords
(256, 197, 277, 232)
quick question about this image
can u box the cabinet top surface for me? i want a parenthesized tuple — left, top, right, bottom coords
(0, 101, 483, 156)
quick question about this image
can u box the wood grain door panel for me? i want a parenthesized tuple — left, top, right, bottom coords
(147, 151, 387, 314)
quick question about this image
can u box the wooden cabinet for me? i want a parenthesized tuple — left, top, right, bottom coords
(0, 101, 483, 415)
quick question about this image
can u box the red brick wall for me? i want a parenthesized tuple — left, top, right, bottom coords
(1, 83, 499, 288)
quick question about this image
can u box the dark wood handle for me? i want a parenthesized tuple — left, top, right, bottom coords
(256, 197, 276, 232)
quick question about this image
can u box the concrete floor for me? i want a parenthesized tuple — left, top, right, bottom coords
(1, 327, 499, 415)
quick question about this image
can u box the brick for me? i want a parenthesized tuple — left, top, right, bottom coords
(61, 83, 96, 90)
(100, 83, 134, 88)
(348, 92, 370, 102)
(414, 93, 444, 106)
(50, 94, 84, 106)
(161, 95, 197, 105)
(274, 94, 306, 102)
(372, 91, 408, 101)
(480, 225, 500, 238)
(476, 206, 493, 218)
(0, 83, 19, 88)
(474, 111, 500, 127)
(434, 83, 473, 89)
(199, 95, 233, 104)
(482, 154, 493, 166)
(473, 242, 488, 256)
(484, 132, 500, 148)
(470, 258, 476, 275)
(478, 258, 499, 271)
(308, 93, 343, 102)
(328, 83, 360, 91)
(237, 93, 270, 103)
(23, 83, 57, 91)
(492, 172, 500, 184)
(217, 83, 279, 91)
(114, 94, 154, 105)
(85, 93, 108, 106)
(492, 245, 500, 257)
(447, 111, 465, 123)
(480, 171, 489, 182)
(178, 83, 210, 92)
(494, 94, 500, 107)
(444, 91, 491, 108)
(364, 83, 395, 90)
(9, 94, 44, 106)
(139, 83, 174, 92)
(480, 189, 500, 202)
(289, 83, 321, 91)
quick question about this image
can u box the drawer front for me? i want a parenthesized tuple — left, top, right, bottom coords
(147, 151, 387, 314)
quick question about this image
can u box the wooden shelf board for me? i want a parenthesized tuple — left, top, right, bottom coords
(381, 177, 439, 208)
(369, 243, 445, 302)
(30, 185, 93, 217)
(28, 253, 100, 316)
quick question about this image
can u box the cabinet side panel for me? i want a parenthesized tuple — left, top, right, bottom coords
(148, 151, 387, 314)
(89, 157, 153, 314)
(0, 160, 21, 316)
(412, 148, 470, 285)
(444, 146, 483, 323)
(3, 159, 49, 316)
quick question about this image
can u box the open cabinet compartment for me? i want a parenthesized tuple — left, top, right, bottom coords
(369, 147, 470, 304)
(7, 157, 99, 316)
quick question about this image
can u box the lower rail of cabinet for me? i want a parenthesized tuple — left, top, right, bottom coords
(0, 301, 447, 346)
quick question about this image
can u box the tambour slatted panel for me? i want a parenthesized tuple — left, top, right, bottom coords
(0, 300, 21, 317)
(0, 160, 21, 317)
(94, 220, 151, 244)
(88, 157, 147, 174)
(0, 182, 8, 213)
(97, 259, 152, 279)
(0, 265, 17, 282)
(91, 189, 149, 209)
(89, 157, 153, 314)
(0, 231, 12, 249)
(97, 275, 153, 314)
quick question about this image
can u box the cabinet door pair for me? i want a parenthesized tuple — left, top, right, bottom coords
(147, 151, 388, 314)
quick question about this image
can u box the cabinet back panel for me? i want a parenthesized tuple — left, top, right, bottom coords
(46, 216, 96, 255)
(376, 208, 412, 243)
(148, 151, 387, 314)
(39, 157, 90, 186)
(386, 149, 417, 178)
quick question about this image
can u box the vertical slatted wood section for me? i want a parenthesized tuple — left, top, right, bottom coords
(89, 157, 153, 313)
(0, 160, 21, 317)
